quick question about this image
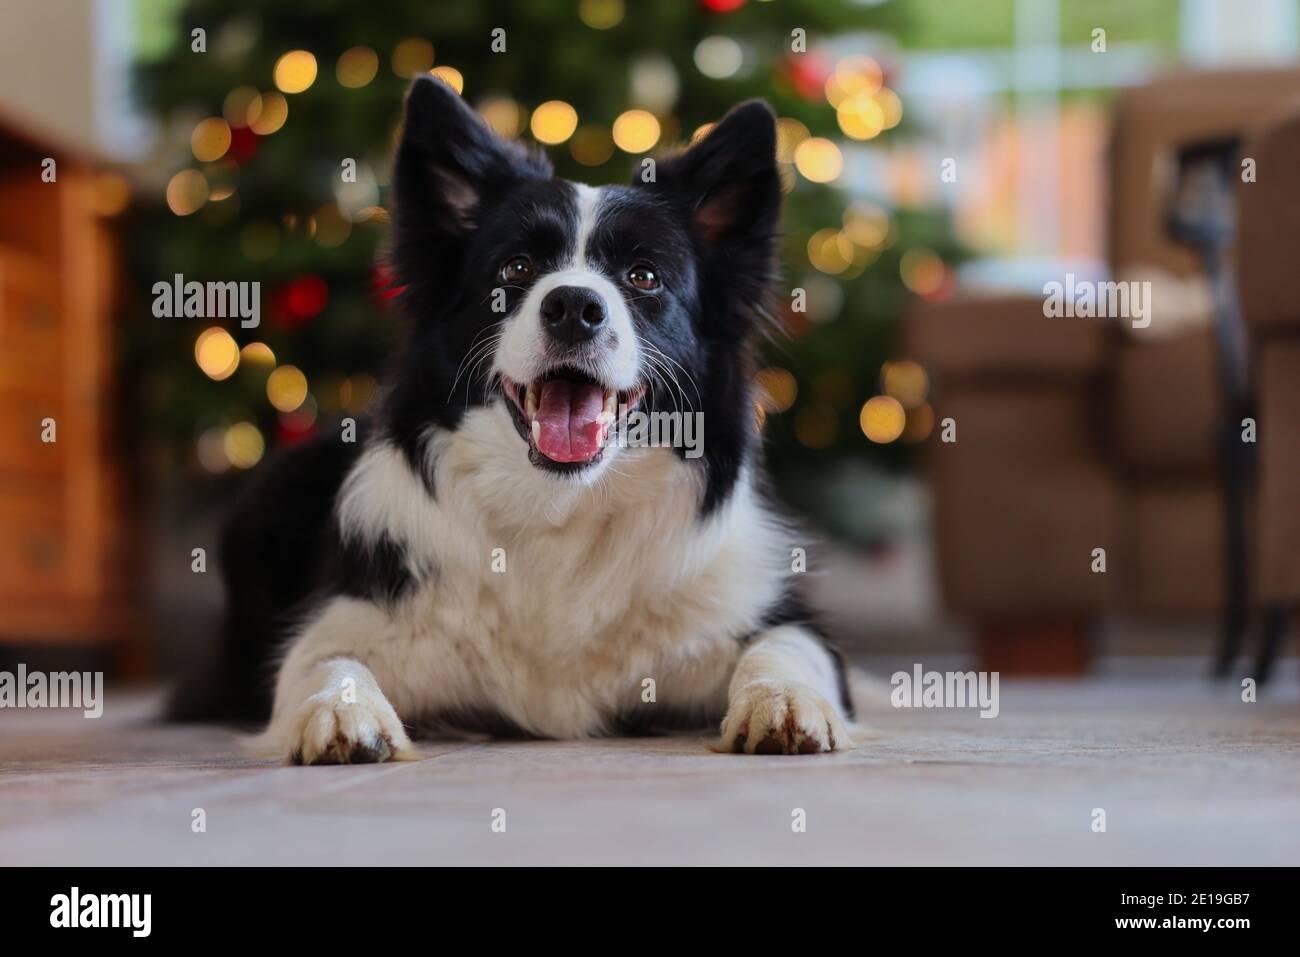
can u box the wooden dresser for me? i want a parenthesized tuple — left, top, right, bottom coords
(0, 113, 140, 671)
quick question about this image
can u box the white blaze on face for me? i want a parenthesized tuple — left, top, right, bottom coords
(493, 183, 640, 391)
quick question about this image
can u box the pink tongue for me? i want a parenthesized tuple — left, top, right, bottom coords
(535, 379, 605, 462)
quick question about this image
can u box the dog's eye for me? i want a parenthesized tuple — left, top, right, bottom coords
(498, 256, 535, 284)
(627, 264, 660, 291)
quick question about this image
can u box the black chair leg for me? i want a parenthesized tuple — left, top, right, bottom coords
(1252, 605, 1290, 686)
(1213, 435, 1251, 678)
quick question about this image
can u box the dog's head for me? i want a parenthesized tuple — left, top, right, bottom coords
(386, 77, 781, 507)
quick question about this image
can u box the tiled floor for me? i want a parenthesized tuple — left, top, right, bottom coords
(1, 674, 1297, 865)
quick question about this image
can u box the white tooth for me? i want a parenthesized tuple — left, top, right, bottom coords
(531, 419, 541, 444)
(525, 383, 539, 418)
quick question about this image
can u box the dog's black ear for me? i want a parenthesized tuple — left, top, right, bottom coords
(654, 100, 781, 257)
(392, 77, 551, 291)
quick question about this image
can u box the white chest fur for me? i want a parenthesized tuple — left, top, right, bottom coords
(290, 404, 793, 738)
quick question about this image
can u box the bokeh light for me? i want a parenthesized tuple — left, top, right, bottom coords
(882, 359, 930, 408)
(900, 248, 947, 296)
(224, 422, 265, 469)
(860, 395, 906, 443)
(571, 125, 615, 166)
(825, 55, 883, 107)
(191, 117, 232, 162)
(392, 38, 434, 78)
(902, 401, 935, 443)
(807, 228, 854, 274)
(579, 0, 625, 29)
(222, 87, 262, 128)
(694, 36, 744, 79)
(480, 97, 525, 138)
(274, 50, 318, 94)
(336, 47, 379, 88)
(267, 365, 309, 413)
(793, 137, 842, 183)
(875, 88, 903, 129)
(240, 342, 276, 368)
(842, 202, 891, 247)
(755, 367, 798, 413)
(429, 65, 464, 94)
(530, 100, 578, 144)
(166, 170, 209, 216)
(836, 94, 884, 141)
(250, 92, 288, 134)
(612, 109, 660, 153)
(195, 327, 239, 381)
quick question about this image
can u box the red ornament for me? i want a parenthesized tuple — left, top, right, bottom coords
(228, 126, 258, 164)
(277, 413, 318, 446)
(286, 275, 328, 320)
(701, 0, 745, 11)
(786, 52, 831, 102)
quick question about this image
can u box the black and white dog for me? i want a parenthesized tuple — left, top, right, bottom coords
(187, 77, 856, 762)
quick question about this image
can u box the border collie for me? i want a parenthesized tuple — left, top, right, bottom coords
(177, 77, 856, 763)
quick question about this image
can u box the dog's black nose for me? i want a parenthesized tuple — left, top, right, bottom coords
(540, 286, 606, 344)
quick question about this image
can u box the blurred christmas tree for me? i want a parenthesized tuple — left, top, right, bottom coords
(126, 0, 963, 540)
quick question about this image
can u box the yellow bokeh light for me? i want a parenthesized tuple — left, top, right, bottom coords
(224, 422, 265, 469)
(166, 169, 209, 216)
(903, 401, 935, 443)
(480, 97, 525, 138)
(793, 137, 842, 183)
(267, 364, 309, 412)
(429, 65, 464, 94)
(530, 100, 578, 144)
(874, 88, 903, 129)
(336, 46, 379, 88)
(881, 359, 930, 408)
(250, 92, 288, 134)
(274, 50, 318, 94)
(195, 327, 239, 381)
(579, 0, 625, 29)
(392, 38, 434, 78)
(571, 125, 615, 166)
(842, 202, 890, 247)
(222, 87, 262, 128)
(901, 248, 947, 296)
(826, 55, 883, 108)
(755, 367, 798, 413)
(860, 395, 906, 443)
(191, 117, 232, 162)
(807, 228, 855, 275)
(836, 93, 884, 141)
(240, 342, 276, 367)
(612, 109, 660, 153)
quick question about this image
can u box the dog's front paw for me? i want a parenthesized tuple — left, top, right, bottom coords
(287, 687, 415, 766)
(716, 680, 852, 755)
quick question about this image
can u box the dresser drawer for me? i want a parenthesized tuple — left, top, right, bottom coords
(0, 382, 62, 475)
(0, 481, 67, 602)
(0, 250, 61, 384)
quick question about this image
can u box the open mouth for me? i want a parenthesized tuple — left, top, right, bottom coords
(500, 366, 646, 471)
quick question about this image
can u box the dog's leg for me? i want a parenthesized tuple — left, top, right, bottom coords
(258, 598, 417, 765)
(717, 625, 853, 754)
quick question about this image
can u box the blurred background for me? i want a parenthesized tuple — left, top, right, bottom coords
(1, 0, 1297, 684)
